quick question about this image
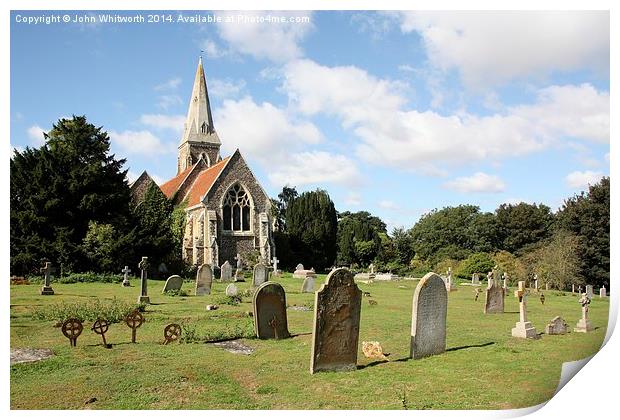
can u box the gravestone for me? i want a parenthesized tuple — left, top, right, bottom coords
(272, 257, 281, 276)
(585, 285, 594, 300)
(600, 286, 607, 298)
(225, 283, 238, 297)
(484, 277, 504, 314)
(511, 281, 538, 339)
(574, 293, 593, 333)
(545, 316, 569, 335)
(472, 272, 480, 285)
(137, 257, 150, 304)
(310, 268, 362, 374)
(252, 282, 290, 339)
(195, 264, 213, 296)
(296, 263, 304, 271)
(253, 263, 269, 287)
(220, 261, 233, 282)
(572, 284, 575, 294)
(162, 275, 183, 293)
(301, 275, 315, 293)
(40, 261, 55, 295)
(410, 272, 448, 359)
(121, 266, 131, 287)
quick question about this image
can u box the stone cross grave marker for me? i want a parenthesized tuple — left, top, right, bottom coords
(125, 309, 145, 343)
(578, 285, 583, 294)
(533, 274, 539, 291)
(585, 285, 594, 300)
(137, 257, 150, 304)
(445, 266, 457, 291)
(600, 286, 607, 298)
(410, 272, 448, 359)
(220, 260, 233, 282)
(195, 264, 213, 296)
(40, 261, 55, 295)
(62, 318, 83, 347)
(369, 263, 376, 274)
(484, 275, 505, 314)
(253, 262, 269, 287)
(574, 293, 593, 333)
(162, 275, 183, 294)
(502, 272, 509, 290)
(301, 275, 315, 293)
(225, 283, 238, 297)
(121, 266, 131, 287)
(545, 316, 569, 335)
(310, 268, 362, 374)
(511, 281, 538, 339)
(91, 319, 112, 348)
(253, 282, 290, 339)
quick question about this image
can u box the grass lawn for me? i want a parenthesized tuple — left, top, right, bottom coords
(10, 273, 609, 409)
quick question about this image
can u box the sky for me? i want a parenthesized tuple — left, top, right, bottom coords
(10, 10, 610, 232)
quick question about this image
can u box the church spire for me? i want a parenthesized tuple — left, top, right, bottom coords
(180, 56, 220, 146)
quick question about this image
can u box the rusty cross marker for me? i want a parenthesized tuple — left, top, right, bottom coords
(540, 293, 546, 305)
(62, 318, 83, 347)
(268, 314, 279, 339)
(163, 323, 181, 345)
(91, 319, 112, 348)
(124, 310, 144, 343)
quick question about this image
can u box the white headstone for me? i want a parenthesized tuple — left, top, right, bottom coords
(220, 261, 233, 282)
(162, 275, 183, 293)
(225, 283, 239, 297)
(600, 286, 607, 298)
(253, 263, 269, 287)
(301, 275, 315, 293)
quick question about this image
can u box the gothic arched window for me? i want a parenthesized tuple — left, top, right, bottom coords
(222, 184, 251, 232)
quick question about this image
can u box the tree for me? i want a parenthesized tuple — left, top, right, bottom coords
(456, 252, 495, 280)
(271, 186, 298, 232)
(492, 250, 527, 286)
(391, 227, 414, 265)
(285, 189, 338, 271)
(10, 116, 131, 274)
(495, 202, 555, 255)
(336, 211, 386, 266)
(556, 177, 610, 288)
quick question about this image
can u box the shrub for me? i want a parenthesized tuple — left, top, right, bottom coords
(456, 252, 495, 279)
(32, 298, 144, 323)
(58, 272, 123, 284)
(213, 295, 242, 306)
(164, 289, 188, 297)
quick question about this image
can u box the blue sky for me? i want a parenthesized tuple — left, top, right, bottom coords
(10, 10, 610, 231)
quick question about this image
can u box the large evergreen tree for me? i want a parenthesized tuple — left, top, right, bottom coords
(495, 202, 555, 254)
(10, 116, 131, 274)
(336, 211, 386, 266)
(285, 189, 338, 271)
(556, 177, 610, 288)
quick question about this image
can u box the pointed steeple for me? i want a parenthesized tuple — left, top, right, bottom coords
(180, 56, 220, 145)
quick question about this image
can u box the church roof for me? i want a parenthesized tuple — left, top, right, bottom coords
(185, 156, 230, 206)
(160, 163, 196, 198)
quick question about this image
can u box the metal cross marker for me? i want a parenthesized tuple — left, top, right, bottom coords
(540, 293, 546, 305)
(121, 266, 131, 287)
(163, 323, 181, 345)
(91, 319, 111, 348)
(62, 318, 83, 347)
(124, 310, 145, 343)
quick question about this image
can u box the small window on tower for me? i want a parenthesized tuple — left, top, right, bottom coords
(201, 122, 207, 134)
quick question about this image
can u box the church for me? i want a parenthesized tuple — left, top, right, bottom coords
(131, 58, 275, 268)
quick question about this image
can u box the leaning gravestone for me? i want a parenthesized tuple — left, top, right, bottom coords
(301, 275, 315, 293)
(484, 278, 505, 314)
(195, 264, 213, 296)
(253, 263, 269, 287)
(220, 261, 233, 282)
(545, 316, 569, 335)
(253, 282, 290, 339)
(162, 275, 183, 293)
(310, 268, 362, 374)
(225, 283, 238, 297)
(410, 272, 448, 359)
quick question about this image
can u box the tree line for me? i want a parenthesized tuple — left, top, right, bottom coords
(11, 116, 610, 290)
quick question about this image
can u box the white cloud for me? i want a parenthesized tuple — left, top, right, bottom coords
(215, 96, 322, 160)
(139, 114, 185, 133)
(378, 200, 401, 211)
(26, 125, 46, 146)
(209, 78, 246, 98)
(393, 11, 609, 88)
(443, 172, 506, 193)
(565, 170, 604, 189)
(109, 130, 174, 156)
(344, 192, 361, 206)
(267, 151, 360, 187)
(154, 77, 182, 91)
(214, 11, 314, 62)
(201, 39, 229, 59)
(157, 94, 183, 110)
(283, 59, 609, 174)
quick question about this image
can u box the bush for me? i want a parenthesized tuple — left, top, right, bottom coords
(164, 289, 188, 297)
(32, 298, 144, 323)
(213, 295, 242, 306)
(58, 272, 123, 284)
(456, 252, 495, 279)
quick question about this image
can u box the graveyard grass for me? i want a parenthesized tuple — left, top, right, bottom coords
(10, 274, 609, 410)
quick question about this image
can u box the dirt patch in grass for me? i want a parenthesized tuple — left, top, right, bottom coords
(10, 348, 54, 365)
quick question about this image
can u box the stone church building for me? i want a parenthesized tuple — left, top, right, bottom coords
(131, 58, 275, 268)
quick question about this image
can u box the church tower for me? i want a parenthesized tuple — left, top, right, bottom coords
(177, 57, 221, 174)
